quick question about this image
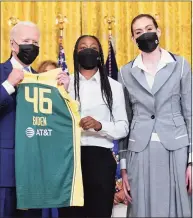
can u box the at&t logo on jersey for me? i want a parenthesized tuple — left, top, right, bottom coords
(26, 127, 35, 138)
(25, 127, 52, 138)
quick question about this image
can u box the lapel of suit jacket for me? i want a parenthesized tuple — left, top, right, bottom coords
(3, 59, 13, 77)
(4, 59, 37, 75)
(130, 66, 152, 95)
(152, 61, 177, 95)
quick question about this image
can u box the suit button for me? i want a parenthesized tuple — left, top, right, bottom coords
(151, 115, 155, 119)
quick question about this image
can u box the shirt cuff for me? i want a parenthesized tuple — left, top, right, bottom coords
(2, 80, 15, 95)
(188, 152, 192, 163)
(120, 158, 127, 170)
(94, 121, 108, 137)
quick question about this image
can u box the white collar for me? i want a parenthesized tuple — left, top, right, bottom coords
(79, 70, 100, 84)
(132, 48, 175, 72)
(10, 56, 32, 73)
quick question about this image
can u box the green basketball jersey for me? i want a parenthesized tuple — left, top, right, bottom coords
(15, 68, 83, 209)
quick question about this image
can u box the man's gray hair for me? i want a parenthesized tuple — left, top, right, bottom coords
(10, 21, 40, 39)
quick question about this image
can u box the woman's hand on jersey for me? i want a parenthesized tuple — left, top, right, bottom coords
(56, 72, 70, 91)
(80, 116, 102, 131)
(121, 169, 132, 203)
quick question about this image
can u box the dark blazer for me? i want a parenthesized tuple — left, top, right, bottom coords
(0, 59, 36, 187)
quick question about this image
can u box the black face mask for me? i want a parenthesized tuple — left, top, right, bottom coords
(14, 41, 39, 65)
(77, 48, 100, 70)
(136, 32, 159, 53)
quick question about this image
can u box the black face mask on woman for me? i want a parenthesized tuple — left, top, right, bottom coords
(14, 40, 39, 65)
(136, 32, 159, 53)
(77, 48, 100, 70)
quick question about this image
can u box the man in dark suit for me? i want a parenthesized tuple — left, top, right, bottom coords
(0, 21, 42, 217)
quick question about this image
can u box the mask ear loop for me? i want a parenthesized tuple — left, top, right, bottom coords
(10, 39, 17, 59)
(11, 39, 20, 55)
(12, 39, 19, 46)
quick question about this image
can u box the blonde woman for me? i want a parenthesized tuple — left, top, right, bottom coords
(37, 60, 58, 73)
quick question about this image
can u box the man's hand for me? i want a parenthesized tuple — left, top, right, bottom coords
(79, 116, 102, 131)
(186, 165, 192, 194)
(121, 169, 132, 203)
(56, 72, 70, 91)
(7, 69, 24, 87)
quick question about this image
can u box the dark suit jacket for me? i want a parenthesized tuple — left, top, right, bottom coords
(0, 59, 36, 187)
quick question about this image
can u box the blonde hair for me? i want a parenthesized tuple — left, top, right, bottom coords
(37, 60, 58, 73)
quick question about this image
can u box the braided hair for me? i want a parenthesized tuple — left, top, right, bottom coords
(73, 35, 113, 120)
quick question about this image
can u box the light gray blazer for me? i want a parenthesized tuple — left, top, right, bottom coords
(118, 53, 192, 160)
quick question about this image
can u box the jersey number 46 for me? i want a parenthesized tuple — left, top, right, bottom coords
(25, 87, 52, 114)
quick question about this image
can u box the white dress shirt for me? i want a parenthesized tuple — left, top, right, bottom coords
(68, 71, 129, 149)
(120, 48, 191, 169)
(2, 56, 32, 95)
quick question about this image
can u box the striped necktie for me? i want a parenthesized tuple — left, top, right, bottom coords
(23, 67, 30, 73)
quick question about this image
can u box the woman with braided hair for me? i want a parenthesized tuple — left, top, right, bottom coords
(59, 35, 129, 218)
